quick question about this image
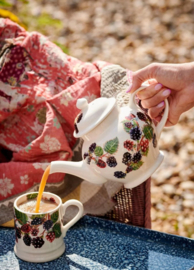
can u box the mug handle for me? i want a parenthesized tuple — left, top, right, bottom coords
(61, 199, 84, 237)
(128, 84, 169, 138)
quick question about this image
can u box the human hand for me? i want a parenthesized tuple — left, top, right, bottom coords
(127, 62, 194, 126)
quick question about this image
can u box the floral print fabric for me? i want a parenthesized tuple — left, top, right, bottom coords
(0, 18, 109, 203)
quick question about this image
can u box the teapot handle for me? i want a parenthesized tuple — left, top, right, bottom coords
(129, 84, 169, 138)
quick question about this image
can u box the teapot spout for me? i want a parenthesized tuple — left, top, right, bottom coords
(50, 160, 107, 185)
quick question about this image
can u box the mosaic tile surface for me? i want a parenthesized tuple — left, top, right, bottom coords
(0, 215, 194, 270)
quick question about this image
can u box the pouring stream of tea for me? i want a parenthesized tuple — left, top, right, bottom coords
(35, 165, 50, 213)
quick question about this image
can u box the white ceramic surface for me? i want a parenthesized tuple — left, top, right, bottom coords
(14, 192, 84, 263)
(50, 85, 169, 188)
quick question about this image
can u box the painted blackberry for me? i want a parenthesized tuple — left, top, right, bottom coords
(16, 227, 21, 239)
(130, 127, 142, 141)
(23, 234, 31, 246)
(74, 123, 79, 134)
(114, 171, 126, 178)
(132, 151, 142, 163)
(137, 112, 147, 122)
(43, 220, 53, 231)
(106, 156, 117, 167)
(124, 122, 132, 129)
(123, 140, 134, 151)
(122, 152, 132, 165)
(89, 143, 96, 152)
(126, 166, 133, 173)
(21, 223, 31, 233)
(46, 232, 55, 243)
(31, 228, 39, 236)
(77, 113, 83, 123)
(137, 100, 148, 113)
(31, 217, 42, 226)
(83, 153, 89, 159)
(97, 159, 106, 168)
(153, 133, 157, 148)
(32, 237, 44, 248)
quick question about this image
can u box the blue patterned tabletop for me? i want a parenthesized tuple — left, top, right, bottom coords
(0, 215, 194, 270)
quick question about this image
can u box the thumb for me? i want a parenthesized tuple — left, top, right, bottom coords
(127, 64, 157, 93)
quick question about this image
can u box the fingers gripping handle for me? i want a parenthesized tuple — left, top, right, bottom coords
(61, 199, 84, 237)
(156, 99, 169, 137)
(128, 84, 169, 138)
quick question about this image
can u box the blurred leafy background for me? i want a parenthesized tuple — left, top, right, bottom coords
(0, 0, 69, 53)
(1, 0, 194, 238)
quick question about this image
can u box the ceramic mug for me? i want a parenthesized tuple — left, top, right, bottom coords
(13, 192, 84, 263)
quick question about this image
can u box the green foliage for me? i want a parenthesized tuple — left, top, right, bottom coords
(18, 0, 29, 3)
(174, 221, 179, 231)
(0, 1, 69, 56)
(54, 42, 69, 54)
(0, 0, 11, 7)
(19, 11, 63, 34)
(0, 0, 28, 8)
(36, 13, 62, 28)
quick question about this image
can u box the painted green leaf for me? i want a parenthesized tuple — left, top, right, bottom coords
(122, 120, 133, 133)
(131, 160, 143, 170)
(132, 119, 139, 127)
(15, 208, 28, 225)
(31, 214, 45, 219)
(124, 126, 131, 133)
(27, 193, 38, 200)
(53, 223, 62, 238)
(51, 211, 59, 224)
(143, 125, 154, 140)
(141, 148, 149, 157)
(94, 146, 103, 157)
(104, 137, 119, 154)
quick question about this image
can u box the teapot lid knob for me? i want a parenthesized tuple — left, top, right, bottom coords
(74, 97, 116, 138)
(76, 98, 88, 110)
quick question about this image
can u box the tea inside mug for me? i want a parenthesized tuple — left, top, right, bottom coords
(18, 198, 58, 213)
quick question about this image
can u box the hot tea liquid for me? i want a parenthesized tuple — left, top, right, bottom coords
(35, 165, 51, 213)
(18, 198, 58, 213)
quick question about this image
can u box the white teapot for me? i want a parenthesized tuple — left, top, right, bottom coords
(50, 85, 169, 189)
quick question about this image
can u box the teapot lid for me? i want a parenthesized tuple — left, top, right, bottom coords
(73, 97, 116, 138)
